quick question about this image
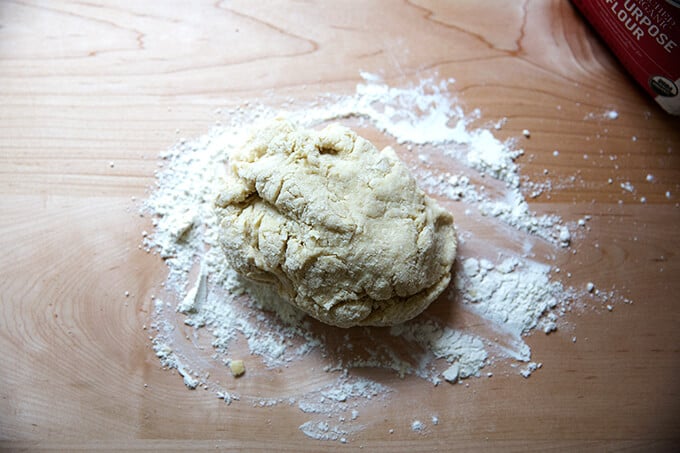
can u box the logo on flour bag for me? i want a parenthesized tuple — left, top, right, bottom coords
(649, 75, 678, 97)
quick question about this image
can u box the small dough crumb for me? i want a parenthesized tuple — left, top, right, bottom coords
(229, 359, 245, 377)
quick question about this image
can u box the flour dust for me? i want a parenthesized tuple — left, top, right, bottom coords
(142, 73, 621, 442)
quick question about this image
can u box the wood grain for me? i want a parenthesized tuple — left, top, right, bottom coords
(1, 0, 679, 450)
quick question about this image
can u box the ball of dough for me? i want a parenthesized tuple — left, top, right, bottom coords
(215, 119, 456, 328)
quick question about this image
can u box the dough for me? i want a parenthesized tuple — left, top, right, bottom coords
(215, 119, 456, 328)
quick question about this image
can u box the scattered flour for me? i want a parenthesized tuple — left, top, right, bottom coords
(454, 256, 560, 359)
(621, 181, 635, 193)
(411, 420, 425, 432)
(584, 109, 619, 120)
(605, 110, 619, 120)
(143, 72, 616, 442)
(520, 361, 541, 378)
(299, 421, 349, 442)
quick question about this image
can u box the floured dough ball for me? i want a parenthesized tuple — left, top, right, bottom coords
(215, 119, 456, 328)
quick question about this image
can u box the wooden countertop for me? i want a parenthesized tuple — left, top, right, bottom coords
(1, 1, 678, 450)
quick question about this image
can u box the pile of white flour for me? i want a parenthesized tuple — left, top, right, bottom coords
(143, 73, 613, 442)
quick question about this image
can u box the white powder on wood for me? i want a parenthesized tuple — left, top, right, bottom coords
(143, 72, 622, 442)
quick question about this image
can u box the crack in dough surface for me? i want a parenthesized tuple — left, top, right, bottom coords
(215, 119, 457, 327)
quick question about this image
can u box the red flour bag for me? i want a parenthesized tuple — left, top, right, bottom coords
(572, 0, 680, 115)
